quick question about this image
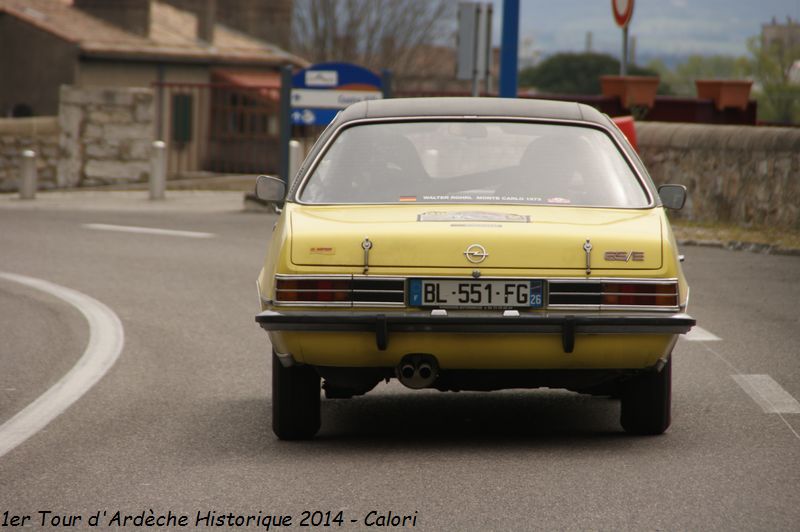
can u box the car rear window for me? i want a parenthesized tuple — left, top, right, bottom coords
(298, 120, 650, 208)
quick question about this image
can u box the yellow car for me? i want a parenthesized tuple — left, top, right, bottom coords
(255, 97, 695, 439)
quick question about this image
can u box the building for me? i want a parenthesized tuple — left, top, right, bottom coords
(761, 16, 800, 52)
(0, 0, 305, 174)
(163, 0, 293, 52)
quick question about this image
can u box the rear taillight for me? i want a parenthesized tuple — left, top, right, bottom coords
(547, 280, 679, 309)
(274, 277, 405, 306)
(601, 282, 678, 307)
(275, 278, 351, 303)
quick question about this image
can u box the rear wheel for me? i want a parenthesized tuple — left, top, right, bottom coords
(272, 351, 321, 440)
(620, 357, 671, 435)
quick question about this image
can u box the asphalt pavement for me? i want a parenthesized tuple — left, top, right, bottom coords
(1, 191, 798, 531)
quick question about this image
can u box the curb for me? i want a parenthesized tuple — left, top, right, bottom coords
(678, 239, 800, 257)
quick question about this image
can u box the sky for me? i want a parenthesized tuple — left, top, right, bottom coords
(485, 0, 800, 62)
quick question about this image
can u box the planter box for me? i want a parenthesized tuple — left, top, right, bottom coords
(695, 80, 753, 111)
(600, 75, 660, 108)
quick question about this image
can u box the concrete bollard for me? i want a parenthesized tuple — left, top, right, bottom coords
(150, 140, 166, 200)
(288, 139, 302, 189)
(19, 150, 37, 200)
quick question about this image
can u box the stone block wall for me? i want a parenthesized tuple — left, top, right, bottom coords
(0, 117, 60, 192)
(58, 85, 155, 187)
(636, 122, 800, 230)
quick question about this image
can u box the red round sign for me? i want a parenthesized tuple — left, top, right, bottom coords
(612, 0, 635, 27)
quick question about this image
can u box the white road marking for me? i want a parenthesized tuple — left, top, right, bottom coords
(683, 326, 721, 341)
(0, 272, 125, 458)
(699, 342, 800, 441)
(83, 223, 214, 239)
(732, 374, 800, 414)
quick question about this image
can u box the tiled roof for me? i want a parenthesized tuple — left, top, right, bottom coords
(0, 0, 307, 66)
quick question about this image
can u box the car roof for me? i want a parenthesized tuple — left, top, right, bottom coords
(337, 97, 608, 125)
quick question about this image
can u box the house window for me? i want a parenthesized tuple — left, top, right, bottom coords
(211, 87, 278, 140)
(11, 103, 33, 117)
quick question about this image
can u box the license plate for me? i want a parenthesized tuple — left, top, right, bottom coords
(409, 279, 543, 308)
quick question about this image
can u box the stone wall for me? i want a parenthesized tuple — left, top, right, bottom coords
(636, 122, 800, 230)
(58, 85, 155, 187)
(0, 117, 60, 192)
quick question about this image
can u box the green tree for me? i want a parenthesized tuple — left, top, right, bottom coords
(519, 52, 663, 95)
(741, 36, 800, 124)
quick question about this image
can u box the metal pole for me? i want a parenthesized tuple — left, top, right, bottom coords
(381, 69, 393, 99)
(499, 0, 520, 98)
(156, 65, 165, 140)
(150, 140, 166, 200)
(279, 65, 293, 183)
(288, 139, 302, 189)
(484, 3, 493, 95)
(471, 3, 481, 97)
(19, 149, 37, 200)
(621, 25, 629, 76)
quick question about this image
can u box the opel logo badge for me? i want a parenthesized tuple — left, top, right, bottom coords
(464, 244, 488, 264)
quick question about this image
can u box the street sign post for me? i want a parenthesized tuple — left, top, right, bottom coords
(499, 0, 519, 98)
(612, 0, 634, 27)
(612, 0, 635, 75)
(457, 2, 493, 97)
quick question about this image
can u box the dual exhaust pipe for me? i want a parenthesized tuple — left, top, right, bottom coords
(396, 354, 439, 389)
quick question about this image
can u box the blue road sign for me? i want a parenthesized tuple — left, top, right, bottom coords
(290, 62, 382, 126)
(290, 108, 340, 126)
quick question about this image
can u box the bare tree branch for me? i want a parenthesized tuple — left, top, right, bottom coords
(292, 0, 456, 77)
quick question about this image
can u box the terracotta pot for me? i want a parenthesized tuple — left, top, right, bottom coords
(600, 75, 660, 108)
(695, 79, 753, 111)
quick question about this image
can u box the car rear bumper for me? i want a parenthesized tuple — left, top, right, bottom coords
(256, 309, 695, 354)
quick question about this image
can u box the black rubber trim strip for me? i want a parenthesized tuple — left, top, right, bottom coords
(375, 314, 388, 350)
(562, 316, 576, 354)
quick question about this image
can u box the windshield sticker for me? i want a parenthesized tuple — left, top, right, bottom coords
(417, 211, 530, 223)
(419, 194, 544, 203)
(546, 197, 572, 204)
(398, 196, 417, 202)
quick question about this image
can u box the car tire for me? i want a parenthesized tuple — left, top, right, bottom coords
(620, 356, 671, 435)
(272, 351, 321, 440)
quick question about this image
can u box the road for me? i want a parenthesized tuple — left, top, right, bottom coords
(1, 192, 799, 531)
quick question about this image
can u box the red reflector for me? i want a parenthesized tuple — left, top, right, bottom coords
(275, 278, 352, 302)
(601, 283, 678, 306)
(314, 290, 350, 302)
(276, 278, 351, 291)
(279, 290, 300, 301)
(655, 295, 679, 306)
